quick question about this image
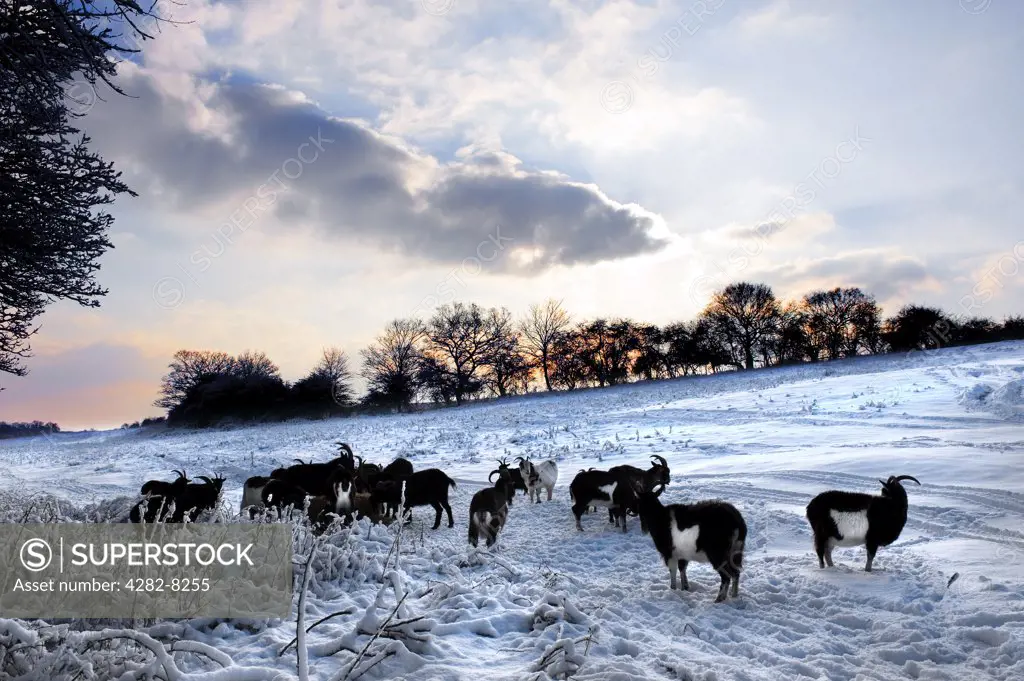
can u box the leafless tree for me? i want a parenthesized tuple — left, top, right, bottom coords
(803, 287, 879, 360)
(155, 350, 236, 411)
(307, 347, 354, 406)
(704, 282, 780, 370)
(361, 319, 424, 409)
(521, 299, 571, 391)
(234, 350, 281, 381)
(480, 307, 531, 396)
(423, 302, 497, 404)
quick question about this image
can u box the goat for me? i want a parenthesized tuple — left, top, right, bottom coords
(353, 455, 383, 493)
(131, 470, 191, 523)
(372, 468, 456, 529)
(333, 442, 357, 470)
(515, 456, 558, 503)
(327, 466, 357, 523)
(369, 457, 415, 516)
(607, 455, 670, 524)
(129, 494, 176, 523)
(171, 474, 226, 523)
(805, 475, 921, 571)
(261, 478, 308, 518)
(637, 484, 747, 603)
(569, 468, 643, 532)
(240, 475, 272, 516)
(308, 491, 390, 534)
(468, 475, 513, 548)
(488, 457, 527, 505)
(269, 456, 351, 498)
(139, 469, 190, 497)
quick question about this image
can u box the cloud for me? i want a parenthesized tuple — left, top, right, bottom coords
(84, 68, 670, 274)
(753, 249, 945, 305)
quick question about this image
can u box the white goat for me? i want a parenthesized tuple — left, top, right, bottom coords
(516, 456, 558, 503)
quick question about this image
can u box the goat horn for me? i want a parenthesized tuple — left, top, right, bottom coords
(197, 476, 213, 485)
(651, 454, 668, 469)
(894, 475, 921, 485)
(489, 470, 500, 482)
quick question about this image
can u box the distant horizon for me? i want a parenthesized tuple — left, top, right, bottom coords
(2, 0, 1022, 429)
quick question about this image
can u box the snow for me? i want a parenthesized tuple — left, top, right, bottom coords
(2, 341, 1024, 680)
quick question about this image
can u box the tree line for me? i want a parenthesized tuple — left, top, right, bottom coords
(154, 282, 1024, 427)
(0, 420, 60, 439)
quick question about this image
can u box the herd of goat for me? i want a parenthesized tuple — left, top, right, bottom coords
(129, 443, 922, 604)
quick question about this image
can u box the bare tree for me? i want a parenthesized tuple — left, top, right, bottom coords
(361, 319, 424, 410)
(155, 350, 236, 411)
(803, 287, 879, 360)
(521, 299, 571, 391)
(480, 307, 531, 397)
(234, 350, 281, 380)
(704, 282, 780, 370)
(308, 347, 354, 406)
(423, 302, 497, 405)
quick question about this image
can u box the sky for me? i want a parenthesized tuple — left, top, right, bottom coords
(1, 0, 1022, 430)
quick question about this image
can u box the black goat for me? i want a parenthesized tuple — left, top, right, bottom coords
(806, 475, 921, 571)
(607, 455, 670, 524)
(637, 485, 747, 603)
(129, 494, 176, 523)
(139, 469, 190, 497)
(372, 468, 456, 529)
(353, 455, 383, 493)
(269, 456, 351, 498)
(468, 475, 513, 548)
(171, 475, 226, 522)
(368, 457, 415, 516)
(262, 478, 308, 518)
(488, 457, 527, 505)
(569, 468, 644, 532)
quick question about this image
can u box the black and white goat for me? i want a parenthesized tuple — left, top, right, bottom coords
(637, 484, 747, 603)
(488, 457, 527, 505)
(569, 468, 645, 532)
(516, 456, 558, 503)
(805, 475, 921, 571)
(372, 468, 456, 529)
(240, 475, 272, 516)
(468, 473, 514, 548)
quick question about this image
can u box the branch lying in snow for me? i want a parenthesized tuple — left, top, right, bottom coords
(336, 592, 410, 681)
(278, 609, 357, 658)
(72, 629, 294, 680)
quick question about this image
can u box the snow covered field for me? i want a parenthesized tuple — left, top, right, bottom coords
(2, 341, 1023, 680)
